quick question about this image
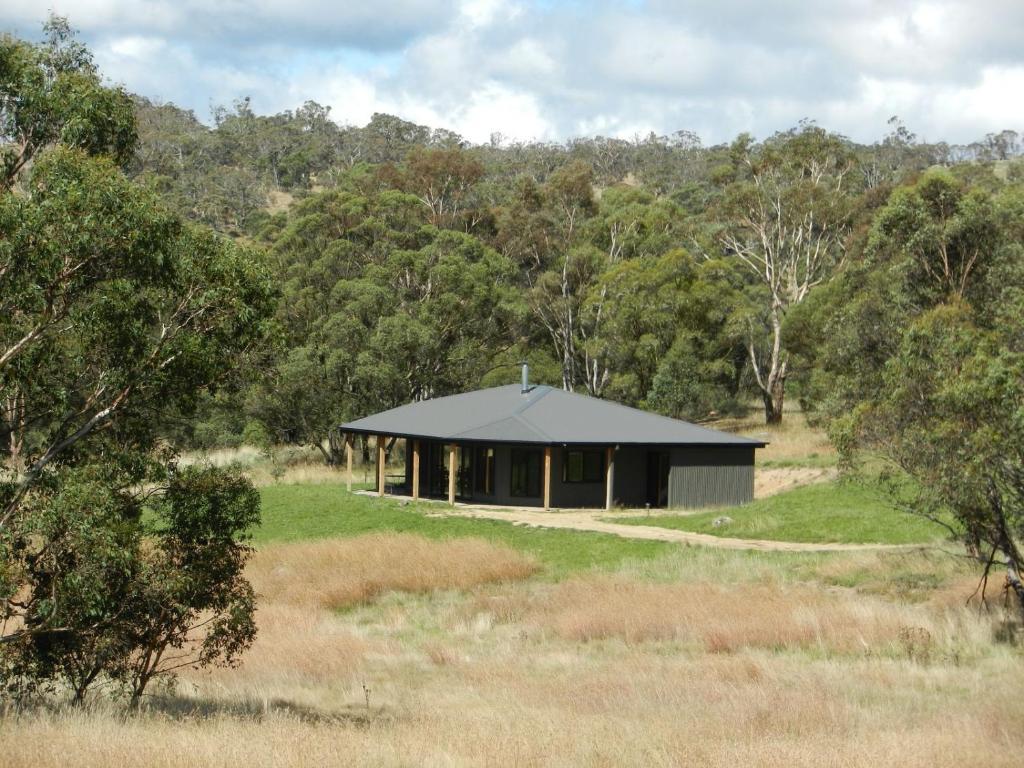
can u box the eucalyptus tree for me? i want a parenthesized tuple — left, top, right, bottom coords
(250, 183, 519, 462)
(400, 146, 486, 229)
(715, 123, 858, 424)
(0, 21, 275, 703)
(809, 170, 1024, 615)
(0, 16, 135, 188)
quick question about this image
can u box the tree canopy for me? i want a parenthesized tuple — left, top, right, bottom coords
(0, 19, 275, 705)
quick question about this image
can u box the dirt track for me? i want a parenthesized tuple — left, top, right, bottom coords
(426, 506, 914, 553)
(365, 466, 911, 553)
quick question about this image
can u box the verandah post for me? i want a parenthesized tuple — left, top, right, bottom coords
(605, 446, 615, 511)
(345, 432, 353, 492)
(412, 439, 421, 500)
(543, 446, 552, 510)
(448, 443, 457, 505)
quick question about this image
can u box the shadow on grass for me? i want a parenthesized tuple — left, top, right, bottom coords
(1, 693, 391, 728)
(143, 693, 390, 726)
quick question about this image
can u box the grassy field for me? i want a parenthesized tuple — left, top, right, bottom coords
(3, 421, 1022, 768)
(258, 483, 669, 575)
(612, 480, 950, 545)
(3, 511, 1020, 768)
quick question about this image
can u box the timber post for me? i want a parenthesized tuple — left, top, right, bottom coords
(448, 443, 457, 505)
(605, 446, 615, 511)
(412, 439, 420, 500)
(377, 434, 386, 497)
(543, 446, 552, 510)
(345, 432, 353, 492)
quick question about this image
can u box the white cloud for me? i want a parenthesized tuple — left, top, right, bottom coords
(2, 0, 1022, 144)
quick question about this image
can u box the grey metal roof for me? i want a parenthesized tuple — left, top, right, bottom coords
(341, 385, 765, 447)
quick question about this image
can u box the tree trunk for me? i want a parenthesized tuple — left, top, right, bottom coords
(763, 374, 785, 425)
(748, 311, 788, 426)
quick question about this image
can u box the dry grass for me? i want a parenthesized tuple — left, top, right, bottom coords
(248, 534, 538, 611)
(246, 461, 358, 487)
(712, 407, 836, 467)
(195, 534, 536, 704)
(755, 466, 837, 497)
(3, 644, 1021, 768)
(2, 531, 1021, 768)
(178, 445, 373, 487)
(484, 576, 955, 655)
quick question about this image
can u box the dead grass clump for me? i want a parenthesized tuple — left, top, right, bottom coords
(249, 534, 538, 611)
(898, 625, 934, 664)
(200, 603, 369, 692)
(528, 577, 907, 653)
(464, 592, 530, 625)
(422, 642, 460, 667)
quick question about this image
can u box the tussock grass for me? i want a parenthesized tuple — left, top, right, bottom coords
(248, 534, 538, 611)
(515, 577, 913, 653)
(3, 644, 1022, 768)
(204, 602, 370, 696)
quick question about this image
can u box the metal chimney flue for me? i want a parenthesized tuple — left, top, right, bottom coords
(521, 361, 530, 394)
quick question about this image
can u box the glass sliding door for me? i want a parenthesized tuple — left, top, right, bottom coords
(510, 448, 542, 499)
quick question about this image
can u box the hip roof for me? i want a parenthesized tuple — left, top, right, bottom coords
(340, 385, 765, 447)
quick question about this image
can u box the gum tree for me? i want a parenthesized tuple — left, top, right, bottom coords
(715, 123, 857, 424)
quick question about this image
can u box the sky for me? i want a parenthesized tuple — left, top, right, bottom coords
(2, 0, 1022, 146)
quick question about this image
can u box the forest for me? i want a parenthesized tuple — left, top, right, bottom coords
(126, 89, 1024, 451)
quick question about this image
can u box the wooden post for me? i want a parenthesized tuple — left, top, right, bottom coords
(412, 440, 421, 500)
(448, 444, 457, 505)
(543, 446, 552, 510)
(605, 446, 615, 511)
(377, 435, 386, 497)
(345, 432, 353, 492)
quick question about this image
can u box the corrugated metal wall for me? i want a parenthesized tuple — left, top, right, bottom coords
(667, 446, 755, 509)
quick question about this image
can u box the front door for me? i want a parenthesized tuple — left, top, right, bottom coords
(645, 450, 669, 507)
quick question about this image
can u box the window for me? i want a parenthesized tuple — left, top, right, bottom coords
(510, 449, 542, 497)
(474, 446, 495, 495)
(562, 449, 604, 483)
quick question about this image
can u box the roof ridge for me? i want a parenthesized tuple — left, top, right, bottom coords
(449, 386, 555, 443)
(511, 412, 554, 442)
(512, 385, 553, 416)
(436, 387, 540, 442)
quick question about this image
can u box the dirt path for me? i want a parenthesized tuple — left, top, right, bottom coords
(425, 506, 913, 553)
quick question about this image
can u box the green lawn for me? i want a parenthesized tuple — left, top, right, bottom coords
(609, 480, 949, 545)
(256, 483, 669, 575)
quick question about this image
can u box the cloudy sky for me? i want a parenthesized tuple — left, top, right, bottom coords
(2, 0, 1022, 145)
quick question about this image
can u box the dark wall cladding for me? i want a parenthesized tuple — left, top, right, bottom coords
(396, 440, 756, 509)
(667, 446, 755, 509)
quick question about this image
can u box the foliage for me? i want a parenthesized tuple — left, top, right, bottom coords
(0, 19, 275, 706)
(2, 465, 260, 706)
(120, 465, 259, 706)
(247, 186, 518, 460)
(0, 17, 136, 188)
(711, 122, 858, 423)
(809, 169, 1024, 615)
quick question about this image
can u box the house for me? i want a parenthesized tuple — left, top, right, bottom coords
(339, 365, 765, 510)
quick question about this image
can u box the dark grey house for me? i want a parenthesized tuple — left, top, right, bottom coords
(340, 371, 765, 511)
